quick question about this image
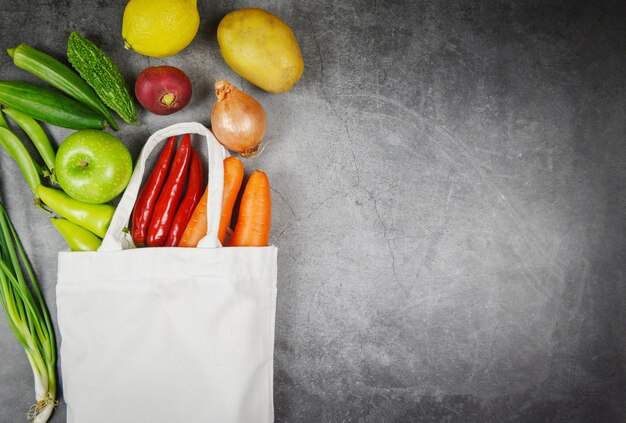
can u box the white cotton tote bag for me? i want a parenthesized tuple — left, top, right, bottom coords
(56, 122, 277, 423)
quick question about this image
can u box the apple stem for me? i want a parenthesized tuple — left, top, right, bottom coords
(79, 159, 90, 168)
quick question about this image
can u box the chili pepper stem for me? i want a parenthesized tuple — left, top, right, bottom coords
(34, 198, 52, 213)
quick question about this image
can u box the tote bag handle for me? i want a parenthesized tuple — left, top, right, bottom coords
(99, 122, 227, 252)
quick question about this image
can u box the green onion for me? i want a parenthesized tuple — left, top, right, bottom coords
(0, 203, 57, 422)
(0, 108, 8, 129)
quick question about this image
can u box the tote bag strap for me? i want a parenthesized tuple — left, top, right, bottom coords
(99, 122, 226, 252)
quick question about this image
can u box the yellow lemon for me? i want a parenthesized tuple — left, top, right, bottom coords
(122, 0, 199, 57)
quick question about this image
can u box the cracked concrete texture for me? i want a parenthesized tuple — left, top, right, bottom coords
(1, 0, 626, 422)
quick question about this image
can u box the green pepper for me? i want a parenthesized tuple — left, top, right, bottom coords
(50, 217, 102, 251)
(37, 185, 115, 238)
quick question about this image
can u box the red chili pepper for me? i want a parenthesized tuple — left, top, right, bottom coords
(146, 133, 192, 247)
(131, 136, 177, 247)
(164, 148, 204, 247)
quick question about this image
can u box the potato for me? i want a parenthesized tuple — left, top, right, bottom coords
(217, 8, 304, 94)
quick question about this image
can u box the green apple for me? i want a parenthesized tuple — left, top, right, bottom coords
(56, 129, 133, 204)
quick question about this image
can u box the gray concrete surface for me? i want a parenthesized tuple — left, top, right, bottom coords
(1, 0, 625, 422)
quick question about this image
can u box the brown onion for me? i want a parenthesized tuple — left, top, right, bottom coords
(210, 79, 266, 158)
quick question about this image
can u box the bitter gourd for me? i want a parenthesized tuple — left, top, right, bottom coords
(67, 32, 137, 125)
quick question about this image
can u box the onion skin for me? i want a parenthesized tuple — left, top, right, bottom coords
(210, 79, 266, 157)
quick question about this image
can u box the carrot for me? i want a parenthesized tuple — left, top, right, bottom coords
(177, 189, 207, 248)
(218, 157, 244, 243)
(228, 169, 271, 247)
(178, 156, 244, 247)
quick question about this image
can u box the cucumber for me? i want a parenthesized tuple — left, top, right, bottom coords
(8, 44, 119, 130)
(0, 81, 106, 129)
(67, 32, 137, 125)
